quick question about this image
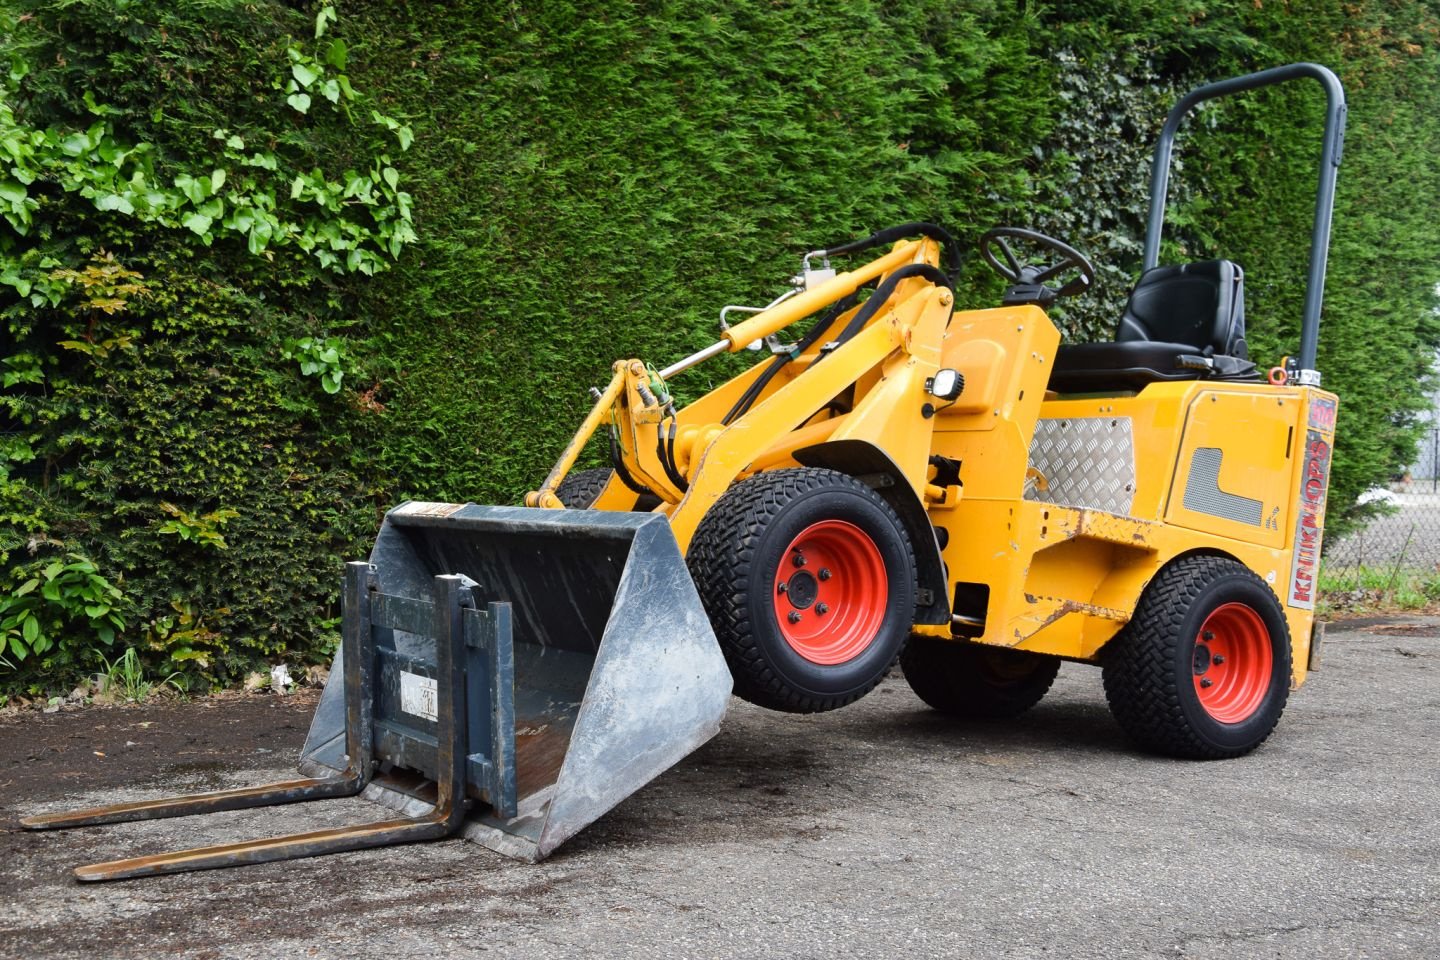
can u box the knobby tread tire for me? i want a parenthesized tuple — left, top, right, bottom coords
(687, 467, 916, 713)
(1101, 555, 1291, 760)
(901, 637, 1060, 719)
(555, 468, 613, 509)
(555, 468, 661, 511)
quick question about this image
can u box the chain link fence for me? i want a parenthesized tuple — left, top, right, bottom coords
(1323, 476, 1440, 608)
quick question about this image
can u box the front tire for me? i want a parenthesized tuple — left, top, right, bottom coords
(688, 468, 916, 713)
(555, 467, 660, 511)
(1102, 555, 1291, 759)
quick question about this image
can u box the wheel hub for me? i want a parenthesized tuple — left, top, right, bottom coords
(785, 569, 818, 609)
(1192, 602, 1273, 724)
(1192, 643, 1212, 676)
(771, 520, 887, 666)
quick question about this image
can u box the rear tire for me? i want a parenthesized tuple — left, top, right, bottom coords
(1101, 555, 1291, 760)
(901, 637, 1060, 719)
(688, 468, 915, 713)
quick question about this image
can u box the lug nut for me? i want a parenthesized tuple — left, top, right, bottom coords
(792, 552, 807, 568)
(788, 611, 802, 624)
(1203, 631, 1215, 641)
(818, 568, 832, 581)
(777, 582, 788, 594)
(1213, 655, 1225, 665)
(1200, 678, 1213, 688)
(816, 603, 829, 616)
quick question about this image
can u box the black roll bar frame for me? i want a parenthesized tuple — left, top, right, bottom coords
(1143, 62, 1346, 384)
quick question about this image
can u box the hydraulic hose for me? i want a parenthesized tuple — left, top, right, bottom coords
(819, 222, 962, 285)
(825, 262, 952, 355)
(721, 290, 864, 426)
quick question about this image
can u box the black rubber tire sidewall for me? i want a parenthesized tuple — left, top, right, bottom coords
(1168, 571, 1291, 753)
(1102, 555, 1292, 759)
(901, 636, 1060, 719)
(555, 468, 662, 511)
(744, 481, 914, 702)
(688, 468, 916, 713)
(555, 468, 613, 509)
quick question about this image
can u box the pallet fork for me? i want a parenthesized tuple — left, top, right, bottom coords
(24, 506, 732, 880)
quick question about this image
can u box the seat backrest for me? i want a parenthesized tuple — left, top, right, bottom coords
(1115, 259, 1247, 359)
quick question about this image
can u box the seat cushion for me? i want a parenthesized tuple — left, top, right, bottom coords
(1049, 341, 1258, 393)
(1118, 260, 1246, 358)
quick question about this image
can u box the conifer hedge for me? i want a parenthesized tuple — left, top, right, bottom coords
(3, 0, 1438, 694)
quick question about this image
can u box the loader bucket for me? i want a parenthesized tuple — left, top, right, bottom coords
(298, 502, 732, 862)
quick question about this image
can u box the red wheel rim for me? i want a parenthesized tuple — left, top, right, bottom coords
(772, 520, 888, 665)
(1192, 602, 1273, 723)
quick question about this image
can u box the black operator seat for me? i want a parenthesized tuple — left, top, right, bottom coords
(1048, 259, 1260, 393)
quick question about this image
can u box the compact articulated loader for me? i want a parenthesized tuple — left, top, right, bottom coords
(25, 63, 1346, 880)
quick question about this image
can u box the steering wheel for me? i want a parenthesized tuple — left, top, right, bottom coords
(978, 226, 1096, 305)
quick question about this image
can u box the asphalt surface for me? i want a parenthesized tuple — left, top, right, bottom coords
(2, 615, 1436, 959)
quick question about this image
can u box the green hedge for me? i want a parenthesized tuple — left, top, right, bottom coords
(3, 0, 1439, 695)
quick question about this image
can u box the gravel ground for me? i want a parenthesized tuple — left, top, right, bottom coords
(2, 615, 1437, 960)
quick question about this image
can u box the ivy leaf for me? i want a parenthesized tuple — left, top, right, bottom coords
(292, 62, 320, 89)
(315, 5, 337, 39)
(82, 89, 119, 117)
(60, 132, 93, 157)
(14, 578, 39, 597)
(322, 79, 341, 104)
(182, 212, 213, 236)
(0, 179, 25, 203)
(396, 126, 414, 151)
(290, 176, 306, 200)
(173, 174, 209, 205)
(210, 169, 226, 193)
(324, 38, 348, 70)
(382, 167, 399, 191)
(96, 138, 128, 166)
(225, 207, 255, 234)
(95, 193, 136, 215)
(321, 371, 342, 394)
(287, 92, 312, 114)
(225, 134, 245, 150)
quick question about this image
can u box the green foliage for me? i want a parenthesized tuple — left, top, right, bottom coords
(0, 554, 126, 664)
(342, 0, 1054, 502)
(282, 336, 351, 394)
(156, 503, 240, 551)
(1318, 563, 1440, 615)
(0, 1, 399, 696)
(97, 646, 183, 703)
(4, 0, 1440, 698)
(0, 4, 416, 289)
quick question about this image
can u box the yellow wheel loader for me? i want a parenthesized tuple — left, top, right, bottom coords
(24, 63, 1345, 880)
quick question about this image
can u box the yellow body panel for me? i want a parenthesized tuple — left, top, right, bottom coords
(531, 243, 1338, 691)
(923, 372, 1336, 688)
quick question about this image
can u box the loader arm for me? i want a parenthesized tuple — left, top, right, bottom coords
(526, 238, 941, 512)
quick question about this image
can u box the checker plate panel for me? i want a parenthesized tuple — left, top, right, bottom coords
(1025, 417, 1136, 516)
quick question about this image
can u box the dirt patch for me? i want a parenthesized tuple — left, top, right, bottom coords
(1363, 622, 1440, 636)
(0, 689, 321, 816)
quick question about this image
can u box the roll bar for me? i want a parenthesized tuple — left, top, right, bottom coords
(1143, 63, 1346, 383)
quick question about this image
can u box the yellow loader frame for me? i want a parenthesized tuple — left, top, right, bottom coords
(523, 63, 1346, 759)
(526, 237, 1334, 685)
